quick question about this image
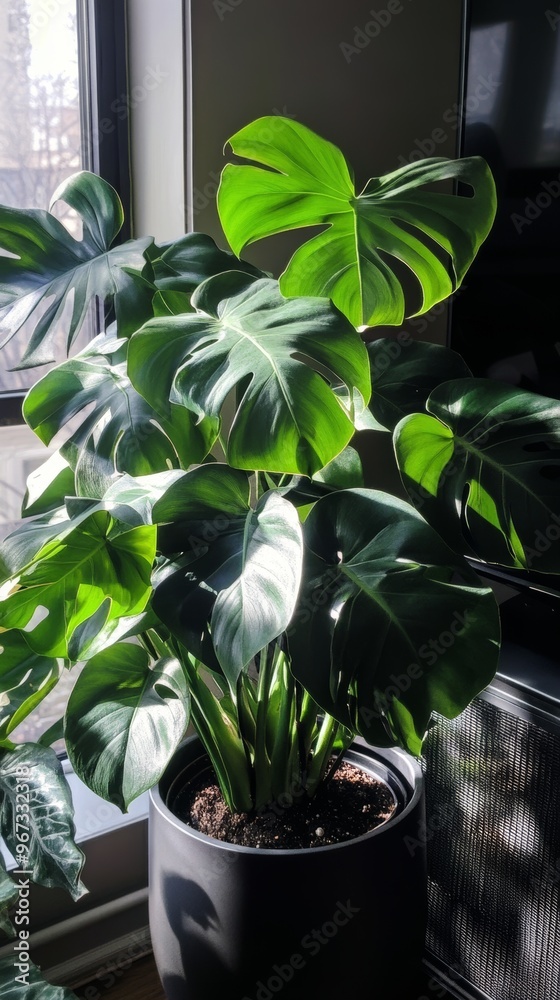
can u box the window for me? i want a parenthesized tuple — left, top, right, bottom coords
(0, 5, 183, 982)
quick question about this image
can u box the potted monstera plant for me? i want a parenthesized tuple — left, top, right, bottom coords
(0, 116, 558, 998)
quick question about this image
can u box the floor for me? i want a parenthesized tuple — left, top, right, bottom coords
(74, 953, 454, 999)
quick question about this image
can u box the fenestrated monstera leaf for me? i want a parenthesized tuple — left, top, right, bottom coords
(288, 489, 500, 755)
(64, 643, 190, 811)
(395, 379, 560, 573)
(128, 270, 371, 477)
(23, 334, 217, 497)
(0, 171, 153, 367)
(0, 631, 61, 743)
(22, 451, 76, 518)
(218, 117, 496, 328)
(367, 338, 472, 431)
(151, 464, 303, 690)
(0, 743, 86, 900)
(0, 505, 156, 659)
(153, 232, 265, 294)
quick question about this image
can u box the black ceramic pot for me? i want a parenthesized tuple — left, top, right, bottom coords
(149, 736, 426, 1000)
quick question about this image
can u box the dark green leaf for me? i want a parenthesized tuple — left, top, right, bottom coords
(153, 232, 264, 295)
(288, 489, 499, 754)
(0, 744, 86, 900)
(129, 271, 370, 476)
(0, 171, 153, 366)
(65, 644, 189, 810)
(395, 379, 560, 572)
(367, 338, 472, 431)
(218, 117, 496, 327)
(23, 338, 216, 496)
(210, 491, 303, 688)
(0, 632, 61, 741)
(0, 510, 156, 658)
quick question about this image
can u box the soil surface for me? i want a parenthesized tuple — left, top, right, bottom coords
(171, 760, 397, 849)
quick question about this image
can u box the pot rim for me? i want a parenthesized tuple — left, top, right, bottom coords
(149, 735, 424, 857)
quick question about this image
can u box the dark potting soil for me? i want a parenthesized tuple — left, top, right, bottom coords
(172, 761, 397, 849)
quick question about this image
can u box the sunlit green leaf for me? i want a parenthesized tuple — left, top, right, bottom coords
(65, 644, 189, 810)
(0, 171, 153, 367)
(129, 271, 370, 476)
(395, 378, 560, 572)
(218, 117, 496, 327)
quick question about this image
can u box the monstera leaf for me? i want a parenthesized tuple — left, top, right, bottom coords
(151, 464, 303, 689)
(0, 632, 60, 744)
(64, 644, 190, 811)
(23, 334, 216, 497)
(0, 171, 153, 367)
(367, 338, 472, 431)
(153, 232, 265, 294)
(288, 489, 500, 755)
(218, 117, 496, 327)
(0, 506, 156, 659)
(128, 271, 370, 476)
(395, 379, 560, 572)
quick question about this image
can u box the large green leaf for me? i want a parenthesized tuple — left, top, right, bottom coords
(367, 338, 472, 431)
(395, 379, 560, 572)
(23, 335, 216, 497)
(0, 171, 153, 367)
(210, 491, 303, 688)
(0, 632, 61, 742)
(0, 509, 156, 659)
(0, 744, 86, 900)
(22, 452, 75, 518)
(153, 231, 265, 294)
(0, 956, 78, 998)
(152, 465, 303, 688)
(64, 644, 189, 810)
(218, 117, 496, 327)
(128, 271, 370, 476)
(288, 489, 499, 755)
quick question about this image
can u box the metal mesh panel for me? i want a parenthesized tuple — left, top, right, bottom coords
(423, 697, 560, 1000)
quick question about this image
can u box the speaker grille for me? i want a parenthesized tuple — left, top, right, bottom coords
(423, 695, 560, 1000)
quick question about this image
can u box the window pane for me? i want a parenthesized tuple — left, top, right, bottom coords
(0, 2, 88, 745)
(0, 0, 90, 394)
